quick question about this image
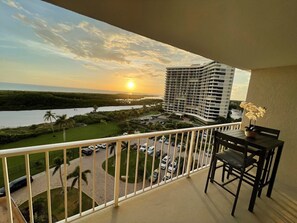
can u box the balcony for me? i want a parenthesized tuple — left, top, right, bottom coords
(73, 169, 296, 223)
(0, 123, 241, 222)
(1, 122, 295, 223)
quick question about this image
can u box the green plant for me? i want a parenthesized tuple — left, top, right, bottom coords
(52, 156, 70, 194)
(67, 166, 91, 191)
(55, 114, 75, 142)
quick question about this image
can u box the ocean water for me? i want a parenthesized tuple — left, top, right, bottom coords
(0, 82, 123, 94)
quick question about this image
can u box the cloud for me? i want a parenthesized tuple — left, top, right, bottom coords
(3, 0, 22, 10)
(3, 0, 32, 15)
(83, 63, 101, 71)
(5, 0, 250, 98)
(12, 13, 131, 64)
(9, 2, 211, 81)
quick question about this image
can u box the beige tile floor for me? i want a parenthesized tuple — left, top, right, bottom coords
(73, 168, 297, 223)
(0, 197, 26, 223)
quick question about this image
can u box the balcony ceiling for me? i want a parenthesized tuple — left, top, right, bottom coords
(43, 0, 297, 70)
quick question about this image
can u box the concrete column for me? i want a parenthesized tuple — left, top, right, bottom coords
(245, 65, 297, 199)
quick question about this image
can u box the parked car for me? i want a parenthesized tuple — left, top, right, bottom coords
(159, 136, 166, 143)
(140, 143, 148, 152)
(0, 176, 33, 197)
(89, 145, 100, 153)
(162, 172, 172, 181)
(82, 147, 93, 156)
(160, 155, 171, 169)
(147, 146, 155, 155)
(155, 150, 161, 158)
(177, 143, 185, 150)
(150, 169, 159, 183)
(97, 143, 106, 149)
(168, 160, 178, 173)
(161, 153, 168, 159)
(131, 143, 138, 150)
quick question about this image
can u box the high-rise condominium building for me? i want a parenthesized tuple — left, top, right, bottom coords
(163, 61, 235, 123)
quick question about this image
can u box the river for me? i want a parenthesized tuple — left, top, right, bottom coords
(0, 105, 143, 129)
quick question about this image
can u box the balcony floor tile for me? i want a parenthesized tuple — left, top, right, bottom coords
(73, 168, 297, 223)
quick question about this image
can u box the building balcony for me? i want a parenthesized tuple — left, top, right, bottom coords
(72, 168, 296, 223)
(1, 122, 295, 223)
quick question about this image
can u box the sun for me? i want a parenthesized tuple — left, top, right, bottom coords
(127, 80, 135, 90)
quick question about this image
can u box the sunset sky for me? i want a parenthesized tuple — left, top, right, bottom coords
(0, 0, 250, 100)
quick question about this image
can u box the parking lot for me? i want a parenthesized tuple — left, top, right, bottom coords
(10, 136, 211, 207)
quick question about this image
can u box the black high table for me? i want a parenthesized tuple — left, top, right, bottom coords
(221, 129, 284, 212)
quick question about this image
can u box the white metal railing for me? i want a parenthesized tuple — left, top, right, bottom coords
(0, 122, 241, 223)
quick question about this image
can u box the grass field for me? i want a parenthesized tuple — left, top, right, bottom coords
(0, 122, 120, 187)
(102, 149, 160, 183)
(19, 187, 94, 222)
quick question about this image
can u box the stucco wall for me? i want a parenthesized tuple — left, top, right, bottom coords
(245, 65, 297, 198)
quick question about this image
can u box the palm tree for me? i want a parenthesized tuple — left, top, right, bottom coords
(67, 166, 91, 192)
(109, 142, 116, 166)
(93, 104, 98, 113)
(109, 141, 129, 166)
(55, 114, 75, 142)
(43, 111, 56, 136)
(52, 156, 70, 194)
(121, 141, 129, 165)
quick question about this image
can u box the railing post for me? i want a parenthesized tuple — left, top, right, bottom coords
(2, 157, 13, 223)
(25, 154, 34, 223)
(114, 140, 122, 207)
(186, 130, 196, 177)
(45, 152, 52, 223)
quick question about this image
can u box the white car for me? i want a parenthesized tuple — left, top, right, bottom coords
(150, 169, 159, 183)
(140, 143, 148, 152)
(160, 155, 171, 169)
(147, 146, 155, 155)
(162, 172, 172, 181)
(159, 136, 166, 143)
(168, 160, 178, 173)
(88, 145, 100, 153)
(97, 143, 106, 149)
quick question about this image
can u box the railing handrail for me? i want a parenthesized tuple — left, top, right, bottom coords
(0, 122, 241, 158)
(1, 122, 242, 223)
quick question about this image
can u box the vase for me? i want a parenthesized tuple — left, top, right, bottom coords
(245, 130, 257, 138)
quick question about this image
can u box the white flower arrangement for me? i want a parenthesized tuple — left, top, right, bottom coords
(240, 102, 266, 130)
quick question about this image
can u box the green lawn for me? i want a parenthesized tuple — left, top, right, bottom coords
(0, 122, 120, 187)
(102, 149, 160, 183)
(19, 187, 94, 223)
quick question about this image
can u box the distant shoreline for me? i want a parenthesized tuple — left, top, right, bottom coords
(0, 90, 163, 111)
(0, 82, 161, 96)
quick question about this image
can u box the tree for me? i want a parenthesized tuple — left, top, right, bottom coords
(43, 111, 56, 136)
(121, 141, 129, 165)
(109, 142, 117, 166)
(93, 105, 98, 113)
(52, 156, 70, 194)
(67, 166, 91, 192)
(108, 141, 129, 167)
(55, 114, 75, 142)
